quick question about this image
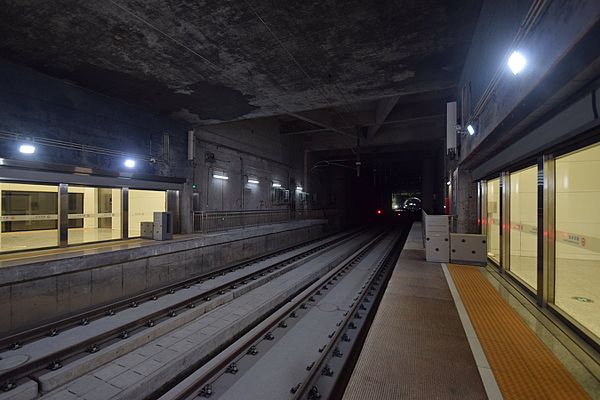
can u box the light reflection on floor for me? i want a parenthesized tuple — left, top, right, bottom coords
(510, 255, 599, 339)
(0, 228, 122, 252)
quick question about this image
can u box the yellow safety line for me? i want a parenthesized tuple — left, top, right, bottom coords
(449, 264, 591, 400)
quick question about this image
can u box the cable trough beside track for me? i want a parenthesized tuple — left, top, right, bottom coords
(0, 229, 364, 394)
(159, 227, 406, 400)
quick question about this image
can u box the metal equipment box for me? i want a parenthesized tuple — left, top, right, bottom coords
(140, 222, 154, 239)
(450, 233, 487, 265)
(153, 211, 173, 241)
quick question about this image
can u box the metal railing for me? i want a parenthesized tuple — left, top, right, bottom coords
(193, 209, 335, 233)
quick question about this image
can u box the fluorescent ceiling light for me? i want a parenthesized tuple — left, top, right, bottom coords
(272, 182, 281, 188)
(447, 181, 451, 186)
(124, 159, 136, 168)
(19, 144, 35, 154)
(213, 174, 229, 180)
(296, 186, 303, 191)
(248, 179, 259, 184)
(467, 124, 475, 135)
(508, 51, 526, 75)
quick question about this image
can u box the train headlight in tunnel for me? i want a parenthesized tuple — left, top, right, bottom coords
(508, 51, 527, 75)
(19, 144, 36, 154)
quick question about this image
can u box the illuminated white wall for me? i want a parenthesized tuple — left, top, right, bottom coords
(0, 182, 59, 251)
(555, 143, 600, 338)
(128, 189, 166, 237)
(486, 178, 500, 263)
(509, 166, 537, 288)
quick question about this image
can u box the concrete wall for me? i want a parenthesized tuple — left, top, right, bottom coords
(451, 1, 600, 234)
(192, 119, 306, 212)
(458, 0, 600, 163)
(0, 61, 315, 234)
(0, 60, 195, 233)
(0, 61, 188, 178)
(472, 88, 600, 179)
(0, 220, 327, 335)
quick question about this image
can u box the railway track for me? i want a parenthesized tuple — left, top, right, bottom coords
(0, 229, 365, 394)
(158, 227, 406, 400)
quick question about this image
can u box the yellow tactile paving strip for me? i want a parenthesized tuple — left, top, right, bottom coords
(449, 264, 591, 400)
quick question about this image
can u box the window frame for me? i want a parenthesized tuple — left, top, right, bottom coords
(478, 133, 600, 351)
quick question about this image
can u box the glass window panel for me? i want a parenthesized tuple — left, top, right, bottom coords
(68, 186, 122, 245)
(555, 142, 600, 339)
(486, 178, 500, 263)
(0, 182, 58, 252)
(128, 189, 166, 238)
(509, 166, 538, 289)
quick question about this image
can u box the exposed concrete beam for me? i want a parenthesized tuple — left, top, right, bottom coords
(367, 95, 400, 139)
(306, 120, 445, 152)
(283, 113, 444, 136)
(286, 111, 356, 138)
(374, 114, 445, 130)
(282, 127, 331, 136)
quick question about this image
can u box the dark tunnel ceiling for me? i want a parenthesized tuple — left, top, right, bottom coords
(0, 0, 481, 127)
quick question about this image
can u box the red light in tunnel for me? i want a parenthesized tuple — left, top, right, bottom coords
(376, 209, 382, 215)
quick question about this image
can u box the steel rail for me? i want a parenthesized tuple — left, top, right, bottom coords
(159, 228, 392, 400)
(0, 229, 355, 350)
(0, 229, 363, 388)
(292, 229, 404, 399)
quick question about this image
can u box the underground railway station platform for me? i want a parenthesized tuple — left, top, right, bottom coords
(1, 0, 600, 399)
(343, 223, 600, 400)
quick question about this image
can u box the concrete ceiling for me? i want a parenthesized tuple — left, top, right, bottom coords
(0, 0, 481, 133)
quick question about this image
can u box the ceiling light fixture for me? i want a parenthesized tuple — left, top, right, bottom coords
(508, 51, 527, 75)
(19, 144, 35, 154)
(272, 182, 281, 188)
(213, 174, 229, 180)
(248, 178, 259, 184)
(124, 159, 136, 168)
(467, 124, 475, 135)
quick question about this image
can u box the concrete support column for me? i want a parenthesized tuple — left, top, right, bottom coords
(178, 179, 193, 234)
(167, 189, 182, 234)
(455, 168, 478, 233)
(421, 158, 434, 214)
(58, 183, 68, 247)
(304, 150, 310, 195)
(122, 187, 129, 239)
